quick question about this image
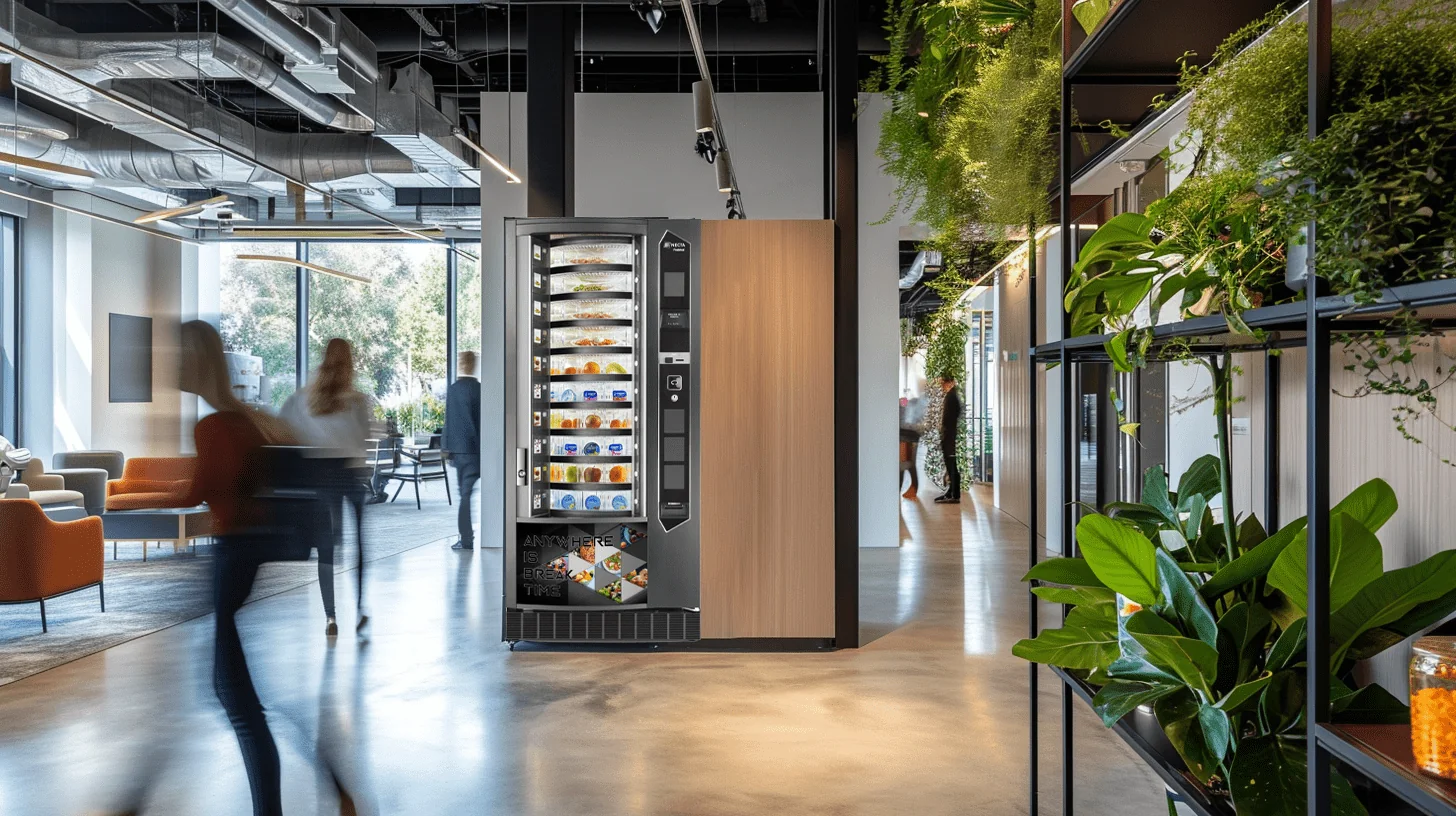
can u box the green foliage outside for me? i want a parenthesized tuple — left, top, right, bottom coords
(219, 241, 483, 419)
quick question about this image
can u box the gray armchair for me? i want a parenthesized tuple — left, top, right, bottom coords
(53, 450, 124, 480)
(52, 451, 124, 516)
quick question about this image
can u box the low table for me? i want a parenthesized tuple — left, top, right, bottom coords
(100, 506, 213, 561)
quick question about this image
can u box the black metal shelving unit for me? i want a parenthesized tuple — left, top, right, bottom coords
(1028, 0, 1456, 814)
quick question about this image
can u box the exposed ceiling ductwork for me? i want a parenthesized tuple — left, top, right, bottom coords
(0, 0, 485, 229)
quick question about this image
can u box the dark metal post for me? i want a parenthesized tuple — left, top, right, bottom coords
(824, 0, 860, 648)
(526, 5, 574, 218)
(1306, 1, 1332, 814)
(1264, 352, 1280, 530)
(446, 241, 458, 385)
(296, 240, 309, 388)
(1059, 62, 1076, 816)
(1027, 242, 1040, 816)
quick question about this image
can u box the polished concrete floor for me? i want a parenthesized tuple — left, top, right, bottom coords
(0, 485, 1164, 815)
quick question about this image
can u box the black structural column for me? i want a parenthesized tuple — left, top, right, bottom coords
(526, 5, 574, 218)
(296, 240, 309, 388)
(446, 242, 458, 385)
(824, 0, 859, 648)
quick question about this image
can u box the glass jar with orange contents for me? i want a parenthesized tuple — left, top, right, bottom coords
(1411, 636, 1456, 779)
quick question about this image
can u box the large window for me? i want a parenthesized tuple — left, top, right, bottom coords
(218, 242, 298, 409)
(306, 242, 449, 431)
(0, 215, 17, 441)
(456, 243, 482, 358)
(217, 239, 476, 431)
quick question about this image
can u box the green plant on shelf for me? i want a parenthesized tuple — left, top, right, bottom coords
(1015, 461, 1456, 815)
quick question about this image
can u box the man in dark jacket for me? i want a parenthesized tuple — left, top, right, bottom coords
(444, 351, 482, 549)
(935, 374, 963, 504)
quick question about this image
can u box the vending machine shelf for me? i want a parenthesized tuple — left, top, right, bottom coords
(550, 291, 634, 302)
(551, 455, 634, 463)
(550, 263, 634, 274)
(550, 373, 634, 382)
(549, 319, 635, 328)
(549, 481, 634, 491)
(551, 428, 633, 437)
(551, 402, 634, 409)
(549, 346, 634, 355)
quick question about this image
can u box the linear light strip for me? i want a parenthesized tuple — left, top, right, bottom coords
(0, 151, 95, 178)
(451, 128, 523, 184)
(0, 186, 200, 246)
(236, 254, 373, 284)
(0, 42, 443, 246)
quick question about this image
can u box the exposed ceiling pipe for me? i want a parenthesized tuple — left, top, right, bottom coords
(7, 0, 374, 132)
(404, 8, 479, 79)
(208, 0, 323, 69)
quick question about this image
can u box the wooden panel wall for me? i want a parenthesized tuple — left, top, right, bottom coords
(699, 220, 836, 639)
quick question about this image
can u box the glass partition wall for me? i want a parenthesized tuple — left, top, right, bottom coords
(218, 239, 480, 430)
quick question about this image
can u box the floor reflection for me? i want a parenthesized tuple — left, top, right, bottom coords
(0, 485, 1164, 815)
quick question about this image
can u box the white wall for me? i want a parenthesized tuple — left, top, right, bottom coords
(479, 91, 902, 547)
(12, 188, 200, 463)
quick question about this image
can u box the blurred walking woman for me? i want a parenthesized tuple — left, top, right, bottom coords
(175, 320, 293, 816)
(281, 338, 372, 637)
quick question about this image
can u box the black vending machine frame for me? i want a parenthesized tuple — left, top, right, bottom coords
(502, 218, 702, 644)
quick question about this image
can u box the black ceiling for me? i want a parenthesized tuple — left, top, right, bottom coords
(27, 0, 889, 116)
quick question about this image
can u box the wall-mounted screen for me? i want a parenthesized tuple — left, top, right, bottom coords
(109, 313, 153, 403)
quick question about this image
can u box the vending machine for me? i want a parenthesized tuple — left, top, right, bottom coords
(502, 218, 701, 644)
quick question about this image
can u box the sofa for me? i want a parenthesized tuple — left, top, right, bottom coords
(105, 457, 195, 511)
(49, 451, 125, 516)
(5, 460, 85, 511)
(0, 499, 105, 632)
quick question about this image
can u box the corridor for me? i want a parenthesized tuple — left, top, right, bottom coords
(0, 488, 1163, 815)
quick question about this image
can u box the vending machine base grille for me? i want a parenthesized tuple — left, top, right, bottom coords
(506, 609, 701, 643)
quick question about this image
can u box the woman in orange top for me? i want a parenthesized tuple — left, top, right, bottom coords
(177, 320, 293, 816)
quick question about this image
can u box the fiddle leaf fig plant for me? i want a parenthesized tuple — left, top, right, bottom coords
(1014, 466, 1456, 815)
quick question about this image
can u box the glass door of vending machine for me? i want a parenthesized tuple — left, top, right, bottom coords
(506, 219, 700, 644)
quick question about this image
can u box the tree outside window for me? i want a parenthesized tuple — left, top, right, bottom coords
(218, 242, 297, 410)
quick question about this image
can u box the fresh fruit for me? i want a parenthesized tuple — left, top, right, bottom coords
(605, 362, 628, 375)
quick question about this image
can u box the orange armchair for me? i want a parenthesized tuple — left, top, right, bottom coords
(105, 457, 195, 511)
(0, 500, 105, 631)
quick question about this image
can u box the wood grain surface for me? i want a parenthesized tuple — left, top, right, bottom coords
(699, 220, 836, 639)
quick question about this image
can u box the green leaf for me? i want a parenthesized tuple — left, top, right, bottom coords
(1236, 515, 1268, 554)
(1156, 690, 1220, 785)
(1031, 586, 1118, 606)
(1153, 549, 1220, 647)
(1331, 683, 1409, 725)
(1267, 513, 1384, 613)
(1012, 624, 1117, 670)
(1217, 673, 1274, 713)
(1076, 515, 1160, 606)
(1230, 736, 1368, 816)
(1200, 517, 1306, 601)
(1091, 679, 1179, 727)
(1198, 703, 1232, 762)
(1141, 465, 1178, 526)
(1119, 422, 1141, 437)
(1331, 478, 1398, 534)
(1329, 550, 1456, 666)
(1176, 454, 1222, 507)
(1266, 617, 1307, 672)
(1126, 612, 1220, 697)
(1106, 330, 1133, 373)
(1382, 583, 1456, 639)
(1259, 671, 1305, 735)
(1023, 557, 1106, 588)
(1071, 0, 1112, 34)
(1345, 627, 1408, 662)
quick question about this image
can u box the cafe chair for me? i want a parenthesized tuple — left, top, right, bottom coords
(383, 434, 451, 510)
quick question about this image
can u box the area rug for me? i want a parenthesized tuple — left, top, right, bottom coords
(0, 489, 475, 686)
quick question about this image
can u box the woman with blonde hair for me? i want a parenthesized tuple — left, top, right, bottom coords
(281, 337, 372, 637)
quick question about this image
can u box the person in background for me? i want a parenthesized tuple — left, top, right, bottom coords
(935, 374, 964, 504)
(280, 338, 372, 637)
(175, 320, 295, 816)
(444, 351, 482, 551)
(899, 380, 929, 500)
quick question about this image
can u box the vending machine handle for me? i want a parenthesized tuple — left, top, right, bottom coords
(516, 448, 528, 486)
